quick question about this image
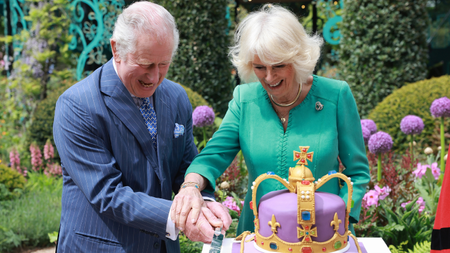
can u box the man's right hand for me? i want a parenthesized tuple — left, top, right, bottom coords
(183, 206, 220, 243)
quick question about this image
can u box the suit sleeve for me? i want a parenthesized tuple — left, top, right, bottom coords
(53, 93, 171, 238)
(336, 82, 371, 224)
(171, 92, 199, 194)
(185, 86, 242, 193)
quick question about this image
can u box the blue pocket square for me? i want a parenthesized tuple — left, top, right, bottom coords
(174, 123, 185, 138)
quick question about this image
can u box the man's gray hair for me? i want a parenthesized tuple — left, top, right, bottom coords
(111, 1, 179, 60)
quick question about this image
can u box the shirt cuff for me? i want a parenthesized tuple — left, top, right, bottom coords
(166, 209, 180, 241)
(203, 196, 216, 202)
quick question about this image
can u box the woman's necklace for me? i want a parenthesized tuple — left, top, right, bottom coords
(274, 107, 289, 126)
(270, 82, 303, 107)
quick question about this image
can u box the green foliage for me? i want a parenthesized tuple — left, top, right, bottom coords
(179, 233, 203, 253)
(373, 197, 434, 249)
(26, 78, 76, 151)
(0, 172, 62, 252)
(48, 231, 58, 244)
(155, 0, 234, 117)
(0, 164, 26, 200)
(0, 0, 77, 160)
(389, 240, 431, 253)
(367, 75, 450, 152)
(339, 0, 430, 117)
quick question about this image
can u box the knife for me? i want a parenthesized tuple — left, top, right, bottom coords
(209, 227, 224, 253)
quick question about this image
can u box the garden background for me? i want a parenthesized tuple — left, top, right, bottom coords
(0, 0, 450, 252)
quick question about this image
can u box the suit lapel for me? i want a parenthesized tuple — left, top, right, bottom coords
(100, 60, 158, 169)
(153, 81, 175, 193)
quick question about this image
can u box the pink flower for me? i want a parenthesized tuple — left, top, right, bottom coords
(9, 149, 20, 170)
(431, 162, 440, 180)
(30, 143, 43, 171)
(402, 197, 426, 213)
(413, 163, 429, 179)
(401, 201, 409, 208)
(222, 196, 241, 213)
(44, 140, 54, 160)
(374, 185, 391, 200)
(363, 190, 379, 207)
(45, 163, 62, 176)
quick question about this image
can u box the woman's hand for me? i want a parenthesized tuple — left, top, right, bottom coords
(171, 182, 205, 231)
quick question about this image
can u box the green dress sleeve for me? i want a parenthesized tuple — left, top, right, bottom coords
(336, 82, 371, 223)
(185, 85, 243, 193)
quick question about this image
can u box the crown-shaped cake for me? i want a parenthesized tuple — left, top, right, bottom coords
(233, 146, 364, 253)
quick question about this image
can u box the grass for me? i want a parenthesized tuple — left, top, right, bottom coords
(0, 173, 62, 252)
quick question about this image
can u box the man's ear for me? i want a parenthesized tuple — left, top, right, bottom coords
(110, 39, 120, 62)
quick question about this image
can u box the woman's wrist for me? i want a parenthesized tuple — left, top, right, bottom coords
(180, 181, 200, 191)
(184, 173, 207, 191)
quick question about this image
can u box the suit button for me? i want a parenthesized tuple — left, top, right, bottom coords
(153, 242, 160, 249)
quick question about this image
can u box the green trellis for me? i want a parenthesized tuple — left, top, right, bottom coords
(2, 0, 125, 80)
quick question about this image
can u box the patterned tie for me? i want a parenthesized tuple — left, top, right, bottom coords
(139, 97, 157, 149)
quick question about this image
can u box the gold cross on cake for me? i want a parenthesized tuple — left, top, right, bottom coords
(293, 146, 314, 166)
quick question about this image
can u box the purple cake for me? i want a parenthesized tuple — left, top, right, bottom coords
(231, 146, 366, 253)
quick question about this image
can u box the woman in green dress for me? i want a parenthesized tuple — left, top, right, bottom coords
(172, 4, 370, 237)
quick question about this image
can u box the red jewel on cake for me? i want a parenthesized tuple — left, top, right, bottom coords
(344, 240, 347, 244)
(302, 247, 312, 253)
(261, 242, 264, 245)
(322, 247, 327, 252)
(301, 180, 310, 185)
(301, 159, 306, 163)
(295, 153, 300, 158)
(302, 148, 307, 152)
(305, 237, 310, 242)
(288, 248, 293, 251)
(305, 225, 309, 230)
(250, 201, 253, 210)
(307, 154, 311, 159)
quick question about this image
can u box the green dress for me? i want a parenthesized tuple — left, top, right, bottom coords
(186, 75, 370, 235)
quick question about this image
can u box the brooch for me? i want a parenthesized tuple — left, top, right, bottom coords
(315, 101, 323, 111)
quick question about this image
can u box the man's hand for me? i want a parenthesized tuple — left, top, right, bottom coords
(183, 207, 217, 243)
(171, 186, 204, 231)
(204, 201, 232, 235)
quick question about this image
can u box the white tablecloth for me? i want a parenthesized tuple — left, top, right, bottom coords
(201, 237, 391, 253)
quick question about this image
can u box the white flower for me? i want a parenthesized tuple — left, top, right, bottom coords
(220, 181, 230, 189)
(424, 147, 433, 155)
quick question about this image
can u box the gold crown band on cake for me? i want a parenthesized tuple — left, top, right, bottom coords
(244, 146, 362, 253)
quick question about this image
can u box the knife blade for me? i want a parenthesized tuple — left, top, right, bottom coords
(209, 227, 224, 253)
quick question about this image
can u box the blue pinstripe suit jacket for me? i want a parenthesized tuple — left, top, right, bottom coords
(53, 60, 198, 252)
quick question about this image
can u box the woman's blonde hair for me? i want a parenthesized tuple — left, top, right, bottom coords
(229, 4, 323, 85)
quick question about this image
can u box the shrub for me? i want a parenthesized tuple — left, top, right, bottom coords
(155, 0, 234, 117)
(25, 79, 76, 154)
(0, 164, 26, 198)
(0, 173, 62, 252)
(339, 0, 429, 117)
(367, 75, 450, 152)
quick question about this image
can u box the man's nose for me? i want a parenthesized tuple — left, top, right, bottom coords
(145, 66, 159, 84)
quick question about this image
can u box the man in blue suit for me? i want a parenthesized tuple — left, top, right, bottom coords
(53, 2, 230, 252)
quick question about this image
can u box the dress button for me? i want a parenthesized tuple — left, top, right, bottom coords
(153, 242, 160, 249)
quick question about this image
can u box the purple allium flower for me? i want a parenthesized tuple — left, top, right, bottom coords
(192, 106, 215, 127)
(401, 197, 426, 213)
(361, 126, 371, 145)
(430, 97, 450, 118)
(368, 131, 393, 154)
(400, 115, 424, 135)
(361, 119, 377, 134)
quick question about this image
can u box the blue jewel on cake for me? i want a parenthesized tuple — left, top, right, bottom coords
(232, 146, 367, 253)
